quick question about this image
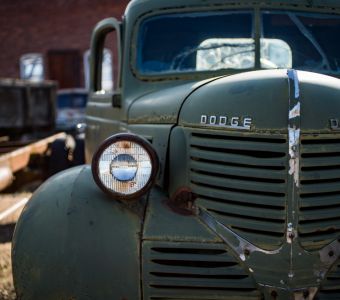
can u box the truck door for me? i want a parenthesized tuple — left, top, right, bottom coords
(85, 18, 123, 162)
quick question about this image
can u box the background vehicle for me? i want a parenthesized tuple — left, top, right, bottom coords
(12, 0, 340, 299)
(0, 79, 86, 190)
(0, 79, 79, 191)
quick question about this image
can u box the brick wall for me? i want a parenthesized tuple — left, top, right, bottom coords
(0, 0, 129, 87)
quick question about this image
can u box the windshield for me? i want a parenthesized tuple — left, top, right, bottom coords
(262, 11, 340, 73)
(136, 10, 340, 76)
(137, 11, 254, 74)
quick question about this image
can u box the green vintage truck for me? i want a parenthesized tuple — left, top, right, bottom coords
(11, 0, 340, 299)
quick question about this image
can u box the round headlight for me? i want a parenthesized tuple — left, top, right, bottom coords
(91, 133, 159, 200)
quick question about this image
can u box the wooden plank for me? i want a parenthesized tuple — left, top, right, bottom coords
(0, 132, 67, 174)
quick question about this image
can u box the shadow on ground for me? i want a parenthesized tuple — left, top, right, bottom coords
(0, 224, 15, 244)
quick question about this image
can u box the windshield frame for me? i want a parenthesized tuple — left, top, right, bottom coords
(131, 5, 258, 81)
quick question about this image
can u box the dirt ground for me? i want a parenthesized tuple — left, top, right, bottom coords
(0, 193, 32, 300)
(0, 243, 15, 300)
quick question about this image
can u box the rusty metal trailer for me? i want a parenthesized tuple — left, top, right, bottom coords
(0, 79, 82, 191)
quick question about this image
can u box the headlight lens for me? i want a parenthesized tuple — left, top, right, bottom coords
(92, 133, 159, 200)
(111, 153, 138, 181)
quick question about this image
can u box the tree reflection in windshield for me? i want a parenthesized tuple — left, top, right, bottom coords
(172, 40, 255, 71)
(262, 11, 340, 74)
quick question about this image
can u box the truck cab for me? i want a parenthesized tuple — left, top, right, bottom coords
(12, 1, 340, 299)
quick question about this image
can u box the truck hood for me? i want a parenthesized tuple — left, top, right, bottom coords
(129, 69, 340, 132)
(179, 69, 340, 132)
(128, 78, 218, 124)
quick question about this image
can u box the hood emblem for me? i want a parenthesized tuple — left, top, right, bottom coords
(200, 115, 252, 130)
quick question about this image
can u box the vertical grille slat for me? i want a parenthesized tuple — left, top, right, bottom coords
(143, 241, 261, 300)
(188, 130, 288, 251)
(300, 136, 340, 250)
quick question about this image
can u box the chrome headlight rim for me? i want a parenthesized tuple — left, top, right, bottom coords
(91, 133, 159, 201)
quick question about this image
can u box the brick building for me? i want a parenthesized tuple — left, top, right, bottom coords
(0, 0, 129, 88)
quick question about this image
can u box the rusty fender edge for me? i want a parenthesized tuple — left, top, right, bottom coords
(12, 165, 141, 300)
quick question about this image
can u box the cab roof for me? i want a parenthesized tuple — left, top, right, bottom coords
(125, 0, 340, 17)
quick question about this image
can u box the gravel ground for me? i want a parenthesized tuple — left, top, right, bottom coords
(0, 243, 16, 300)
(0, 193, 32, 300)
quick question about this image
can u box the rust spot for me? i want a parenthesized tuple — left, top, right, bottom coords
(166, 187, 197, 215)
(270, 290, 278, 299)
(244, 248, 250, 256)
(118, 141, 131, 149)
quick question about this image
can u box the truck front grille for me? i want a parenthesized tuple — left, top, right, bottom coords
(143, 241, 261, 300)
(189, 131, 288, 251)
(300, 136, 340, 250)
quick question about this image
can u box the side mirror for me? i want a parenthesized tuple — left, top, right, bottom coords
(90, 18, 122, 94)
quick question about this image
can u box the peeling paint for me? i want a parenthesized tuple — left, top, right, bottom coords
(287, 69, 301, 189)
(287, 69, 300, 99)
(286, 222, 298, 244)
(288, 127, 300, 187)
(289, 102, 301, 119)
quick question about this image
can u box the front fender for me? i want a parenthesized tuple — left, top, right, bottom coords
(12, 165, 141, 300)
